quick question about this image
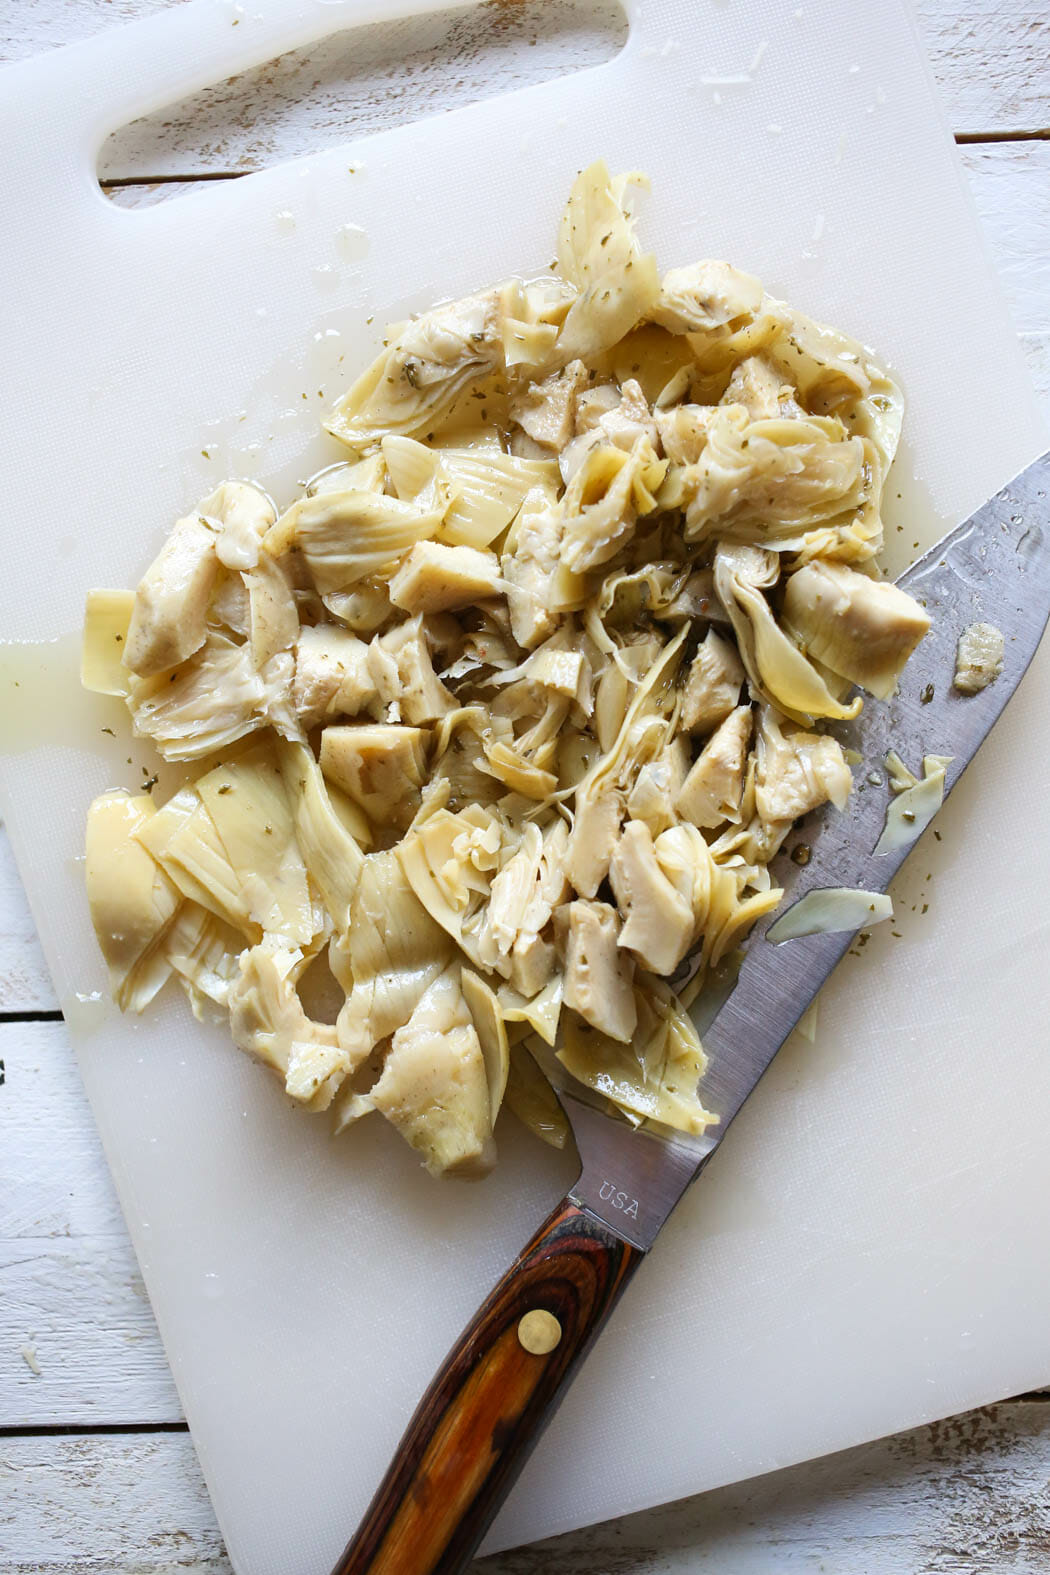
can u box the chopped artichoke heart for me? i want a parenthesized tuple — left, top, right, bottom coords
(287, 491, 444, 595)
(504, 1041, 570, 1149)
(86, 792, 181, 1011)
(371, 968, 495, 1177)
(874, 753, 952, 856)
(954, 622, 1004, 695)
(783, 561, 930, 699)
(336, 849, 453, 1064)
(83, 161, 924, 1180)
(326, 290, 505, 448)
(559, 979, 717, 1135)
(82, 590, 135, 696)
(320, 723, 427, 830)
(389, 541, 501, 614)
(767, 887, 893, 942)
(278, 739, 365, 931)
(556, 162, 661, 359)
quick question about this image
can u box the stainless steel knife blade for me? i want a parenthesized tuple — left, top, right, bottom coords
(564, 449, 1050, 1249)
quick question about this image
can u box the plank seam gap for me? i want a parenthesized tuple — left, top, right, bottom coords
(97, 128, 1049, 190)
(0, 1422, 189, 1439)
(0, 1010, 63, 1024)
(955, 128, 1050, 144)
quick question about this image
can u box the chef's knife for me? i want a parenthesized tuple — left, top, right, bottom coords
(331, 451, 1050, 1575)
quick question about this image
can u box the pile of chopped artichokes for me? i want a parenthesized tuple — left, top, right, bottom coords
(83, 162, 930, 1177)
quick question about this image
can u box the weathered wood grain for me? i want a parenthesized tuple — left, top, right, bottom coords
(4, 0, 1047, 150)
(0, 830, 56, 1014)
(917, 0, 1050, 137)
(0, 1023, 179, 1427)
(3, 1402, 1050, 1574)
(335, 1201, 641, 1575)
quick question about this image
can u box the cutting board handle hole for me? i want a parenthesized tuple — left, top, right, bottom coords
(97, 0, 628, 207)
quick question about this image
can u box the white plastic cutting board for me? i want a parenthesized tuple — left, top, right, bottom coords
(1, 1, 1048, 1570)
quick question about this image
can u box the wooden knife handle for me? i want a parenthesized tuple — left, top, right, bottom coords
(330, 1196, 643, 1575)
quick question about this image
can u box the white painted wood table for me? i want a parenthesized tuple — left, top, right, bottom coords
(1, 2, 1048, 1569)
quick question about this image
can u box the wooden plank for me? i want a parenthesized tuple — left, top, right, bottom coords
(0, 1431, 230, 1575)
(0, 830, 56, 1014)
(2, 1, 1047, 151)
(3, 1402, 1050, 1573)
(0, 1023, 180, 1426)
(917, 0, 1050, 137)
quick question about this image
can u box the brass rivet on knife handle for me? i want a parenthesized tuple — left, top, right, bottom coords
(517, 1309, 562, 1354)
(330, 1198, 641, 1575)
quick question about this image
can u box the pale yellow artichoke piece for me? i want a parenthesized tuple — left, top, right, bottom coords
(163, 900, 244, 1021)
(511, 360, 590, 451)
(82, 590, 135, 697)
(503, 1039, 570, 1149)
(320, 722, 427, 831)
(677, 705, 752, 830)
(609, 819, 694, 976)
(126, 637, 286, 762)
(559, 437, 666, 574)
(307, 454, 388, 498)
(277, 739, 366, 932)
(626, 738, 689, 838)
(564, 783, 622, 899)
(195, 744, 316, 946)
(322, 582, 394, 637)
(442, 450, 561, 549)
(335, 847, 453, 1065)
(367, 616, 455, 725)
(134, 785, 255, 939)
(124, 512, 219, 677)
(559, 978, 717, 1136)
(389, 541, 501, 614)
(654, 403, 714, 465)
(326, 289, 504, 448)
(290, 625, 378, 728)
(783, 561, 930, 700)
(371, 967, 495, 1177)
(206, 481, 277, 572)
(281, 490, 444, 596)
(383, 435, 561, 549)
(501, 489, 570, 650)
(124, 482, 275, 677)
(244, 552, 298, 669)
(754, 707, 853, 823)
(874, 753, 952, 856)
(461, 967, 510, 1125)
(475, 823, 544, 977)
(713, 543, 862, 725)
(954, 623, 1004, 695)
(560, 378, 659, 483)
(563, 899, 636, 1044)
(767, 887, 893, 943)
(497, 277, 574, 370)
(227, 937, 348, 1111)
(721, 354, 804, 421)
(594, 663, 629, 753)
(497, 975, 564, 1047)
(478, 739, 558, 802)
(650, 821, 770, 971)
(556, 162, 661, 359)
(398, 804, 501, 965)
(649, 260, 764, 335)
(85, 791, 181, 1012)
(680, 629, 745, 734)
(681, 406, 869, 548)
